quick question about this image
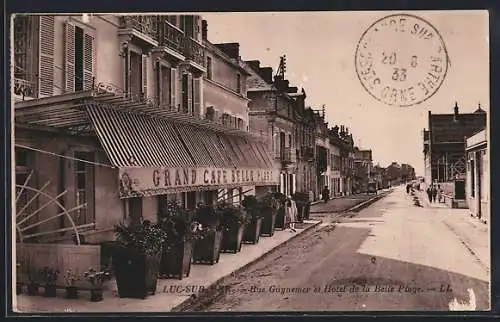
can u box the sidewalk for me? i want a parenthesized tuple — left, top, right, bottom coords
(14, 219, 322, 313)
(411, 188, 489, 273)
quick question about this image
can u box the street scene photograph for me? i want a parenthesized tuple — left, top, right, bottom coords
(11, 10, 490, 313)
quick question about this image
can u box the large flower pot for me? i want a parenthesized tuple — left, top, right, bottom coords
(221, 224, 245, 253)
(112, 248, 161, 299)
(193, 229, 223, 265)
(303, 203, 311, 220)
(242, 217, 262, 244)
(27, 283, 39, 296)
(260, 212, 276, 237)
(159, 240, 193, 280)
(274, 207, 286, 230)
(43, 285, 57, 297)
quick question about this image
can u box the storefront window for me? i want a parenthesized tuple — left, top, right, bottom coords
(74, 151, 95, 225)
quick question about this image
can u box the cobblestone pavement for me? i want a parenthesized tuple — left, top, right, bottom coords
(181, 186, 489, 312)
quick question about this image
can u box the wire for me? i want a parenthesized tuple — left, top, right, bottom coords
(15, 144, 116, 168)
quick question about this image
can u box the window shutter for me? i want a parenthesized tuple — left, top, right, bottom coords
(273, 133, 279, 155)
(193, 77, 201, 118)
(187, 73, 193, 115)
(170, 68, 176, 110)
(155, 61, 161, 105)
(83, 33, 95, 90)
(39, 16, 55, 96)
(142, 54, 148, 99)
(194, 16, 201, 42)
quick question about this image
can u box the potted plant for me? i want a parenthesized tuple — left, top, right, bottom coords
(293, 192, 311, 222)
(158, 201, 204, 279)
(39, 267, 60, 297)
(25, 263, 39, 296)
(219, 202, 249, 253)
(64, 269, 80, 299)
(83, 267, 110, 302)
(192, 203, 223, 265)
(112, 220, 167, 299)
(241, 196, 264, 244)
(259, 193, 279, 237)
(16, 263, 23, 295)
(273, 192, 288, 230)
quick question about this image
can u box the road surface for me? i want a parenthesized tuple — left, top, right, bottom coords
(182, 186, 490, 312)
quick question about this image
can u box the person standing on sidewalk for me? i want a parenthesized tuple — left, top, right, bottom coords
(426, 186, 433, 202)
(437, 184, 443, 203)
(322, 186, 330, 203)
(285, 196, 297, 232)
(431, 185, 438, 203)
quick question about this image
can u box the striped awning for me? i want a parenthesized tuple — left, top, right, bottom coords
(85, 103, 274, 170)
(86, 104, 195, 167)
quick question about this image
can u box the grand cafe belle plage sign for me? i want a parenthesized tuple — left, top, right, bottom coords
(118, 166, 280, 198)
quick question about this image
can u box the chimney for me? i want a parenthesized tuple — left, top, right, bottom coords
(259, 67, 273, 84)
(453, 102, 459, 121)
(202, 20, 208, 40)
(246, 60, 260, 72)
(215, 43, 240, 59)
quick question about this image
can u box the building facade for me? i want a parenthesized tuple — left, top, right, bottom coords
(13, 14, 278, 248)
(423, 103, 486, 205)
(245, 59, 311, 197)
(353, 148, 373, 193)
(465, 128, 488, 224)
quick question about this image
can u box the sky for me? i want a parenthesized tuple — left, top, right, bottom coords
(202, 11, 489, 176)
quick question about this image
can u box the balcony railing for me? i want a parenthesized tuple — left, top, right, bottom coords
(158, 20, 184, 54)
(13, 77, 37, 100)
(121, 16, 159, 42)
(184, 37, 205, 67)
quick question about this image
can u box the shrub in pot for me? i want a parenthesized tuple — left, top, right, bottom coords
(241, 196, 264, 244)
(193, 203, 223, 264)
(112, 220, 167, 299)
(158, 201, 205, 279)
(64, 269, 80, 299)
(25, 262, 39, 296)
(39, 267, 59, 298)
(259, 193, 279, 237)
(219, 202, 250, 253)
(272, 192, 288, 230)
(83, 267, 110, 302)
(293, 192, 311, 222)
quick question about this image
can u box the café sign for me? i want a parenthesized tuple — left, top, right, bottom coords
(118, 166, 280, 199)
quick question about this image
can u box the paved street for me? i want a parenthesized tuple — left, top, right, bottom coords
(181, 186, 489, 312)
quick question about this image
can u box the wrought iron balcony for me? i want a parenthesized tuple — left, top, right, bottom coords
(184, 37, 206, 68)
(13, 77, 37, 100)
(275, 147, 296, 164)
(158, 20, 185, 55)
(120, 16, 159, 45)
(300, 146, 315, 160)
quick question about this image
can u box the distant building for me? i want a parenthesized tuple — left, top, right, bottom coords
(353, 148, 373, 193)
(465, 127, 488, 224)
(423, 102, 486, 206)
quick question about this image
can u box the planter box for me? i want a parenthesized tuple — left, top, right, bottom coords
(296, 202, 311, 222)
(193, 230, 223, 265)
(260, 212, 277, 237)
(242, 217, 262, 244)
(221, 224, 245, 253)
(159, 240, 193, 280)
(274, 207, 286, 230)
(112, 248, 161, 299)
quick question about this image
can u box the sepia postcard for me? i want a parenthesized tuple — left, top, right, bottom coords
(11, 10, 490, 313)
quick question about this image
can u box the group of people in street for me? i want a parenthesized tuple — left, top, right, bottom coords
(426, 184, 443, 203)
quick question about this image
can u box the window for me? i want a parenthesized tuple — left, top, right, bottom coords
(180, 15, 195, 38)
(65, 21, 94, 93)
(74, 151, 95, 225)
(156, 63, 172, 108)
(13, 16, 39, 98)
(185, 191, 197, 209)
(181, 73, 192, 114)
(236, 73, 241, 93)
(128, 197, 142, 226)
(129, 51, 143, 99)
(206, 56, 212, 80)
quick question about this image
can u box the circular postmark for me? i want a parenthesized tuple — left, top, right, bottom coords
(355, 14, 449, 107)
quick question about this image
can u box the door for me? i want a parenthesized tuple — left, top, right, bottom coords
(128, 197, 143, 226)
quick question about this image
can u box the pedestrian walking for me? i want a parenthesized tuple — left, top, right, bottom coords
(406, 184, 410, 194)
(285, 196, 297, 232)
(322, 186, 330, 203)
(426, 186, 432, 202)
(431, 185, 437, 203)
(437, 184, 442, 203)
